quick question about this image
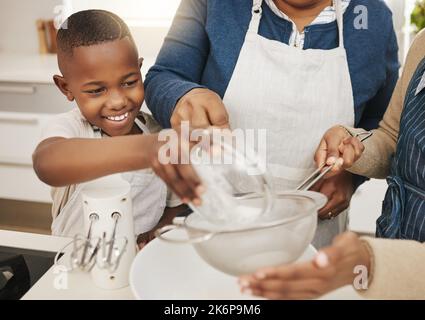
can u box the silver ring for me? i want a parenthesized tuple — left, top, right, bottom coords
(328, 212, 334, 219)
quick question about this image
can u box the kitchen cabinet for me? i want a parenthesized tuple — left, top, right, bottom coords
(0, 54, 72, 203)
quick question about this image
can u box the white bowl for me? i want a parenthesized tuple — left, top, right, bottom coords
(130, 232, 317, 299)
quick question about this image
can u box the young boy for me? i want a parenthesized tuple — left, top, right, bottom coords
(32, 10, 201, 245)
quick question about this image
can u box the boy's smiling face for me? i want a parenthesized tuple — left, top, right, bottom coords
(54, 37, 144, 137)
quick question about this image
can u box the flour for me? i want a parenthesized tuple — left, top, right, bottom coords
(194, 193, 267, 228)
(190, 141, 270, 228)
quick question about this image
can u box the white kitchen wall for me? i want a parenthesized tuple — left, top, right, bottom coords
(68, 0, 180, 26)
(0, 0, 409, 59)
(0, 0, 173, 58)
(385, 0, 417, 63)
(385, 0, 405, 61)
(64, 0, 180, 58)
(0, 0, 62, 54)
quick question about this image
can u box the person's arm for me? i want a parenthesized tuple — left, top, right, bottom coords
(346, 30, 425, 178)
(314, 30, 425, 179)
(344, 78, 402, 179)
(144, 0, 229, 130)
(358, 237, 425, 299)
(145, 0, 208, 128)
(348, 20, 399, 185)
(314, 82, 401, 180)
(237, 232, 371, 300)
(238, 232, 425, 300)
(33, 135, 154, 186)
(33, 134, 202, 202)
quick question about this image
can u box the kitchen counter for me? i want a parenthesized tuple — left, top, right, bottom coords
(0, 229, 133, 300)
(0, 54, 59, 84)
(1, 229, 362, 300)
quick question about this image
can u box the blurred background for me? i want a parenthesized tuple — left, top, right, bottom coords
(0, 0, 424, 235)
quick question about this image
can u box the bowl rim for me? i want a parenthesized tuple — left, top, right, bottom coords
(183, 190, 327, 234)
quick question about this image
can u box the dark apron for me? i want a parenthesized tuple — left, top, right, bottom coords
(377, 57, 425, 242)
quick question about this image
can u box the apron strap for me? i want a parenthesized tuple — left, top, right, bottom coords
(248, 0, 263, 34)
(334, 0, 345, 49)
(135, 116, 151, 134)
(92, 126, 102, 138)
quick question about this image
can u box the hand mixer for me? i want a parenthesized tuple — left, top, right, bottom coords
(60, 174, 137, 290)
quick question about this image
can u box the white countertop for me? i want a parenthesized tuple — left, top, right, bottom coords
(1, 229, 362, 300)
(0, 229, 134, 300)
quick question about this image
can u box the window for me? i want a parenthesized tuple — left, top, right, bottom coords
(402, 0, 419, 61)
(384, 0, 418, 62)
(62, 0, 181, 27)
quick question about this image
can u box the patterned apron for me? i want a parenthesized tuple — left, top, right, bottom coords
(377, 58, 425, 241)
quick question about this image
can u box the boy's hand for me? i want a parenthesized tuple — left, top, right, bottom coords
(143, 133, 204, 205)
(137, 231, 156, 250)
(137, 205, 187, 250)
(314, 126, 365, 177)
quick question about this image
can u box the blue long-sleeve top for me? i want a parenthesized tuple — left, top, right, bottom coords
(145, 0, 399, 131)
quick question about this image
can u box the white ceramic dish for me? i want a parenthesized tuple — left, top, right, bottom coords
(129, 229, 317, 300)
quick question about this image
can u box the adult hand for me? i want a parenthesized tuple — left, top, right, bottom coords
(310, 171, 355, 220)
(238, 232, 372, 300)
(171, 88, 230, 129)
(314, 126, 365, 178)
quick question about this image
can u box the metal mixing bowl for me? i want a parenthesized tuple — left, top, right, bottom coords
(156, 190, 326, 276)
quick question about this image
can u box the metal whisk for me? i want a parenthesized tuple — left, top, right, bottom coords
(70, 213, 99, 271)
(96, 212, 129, 273)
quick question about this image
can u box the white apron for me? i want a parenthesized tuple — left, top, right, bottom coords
(224, 0, 355, 248)
(51, 118, 168, 238)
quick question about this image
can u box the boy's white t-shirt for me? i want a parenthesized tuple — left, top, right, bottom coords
(40, 108, 182, 232)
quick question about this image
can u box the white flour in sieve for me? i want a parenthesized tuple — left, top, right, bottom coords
(192, 147, 267, 227)
(229, 204, 264, 225)
(197, 192, 265, 226)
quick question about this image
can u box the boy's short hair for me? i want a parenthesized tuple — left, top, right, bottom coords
(57, 9, 136, 55)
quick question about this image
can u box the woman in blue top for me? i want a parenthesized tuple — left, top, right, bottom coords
(145, 0, 399, 247)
